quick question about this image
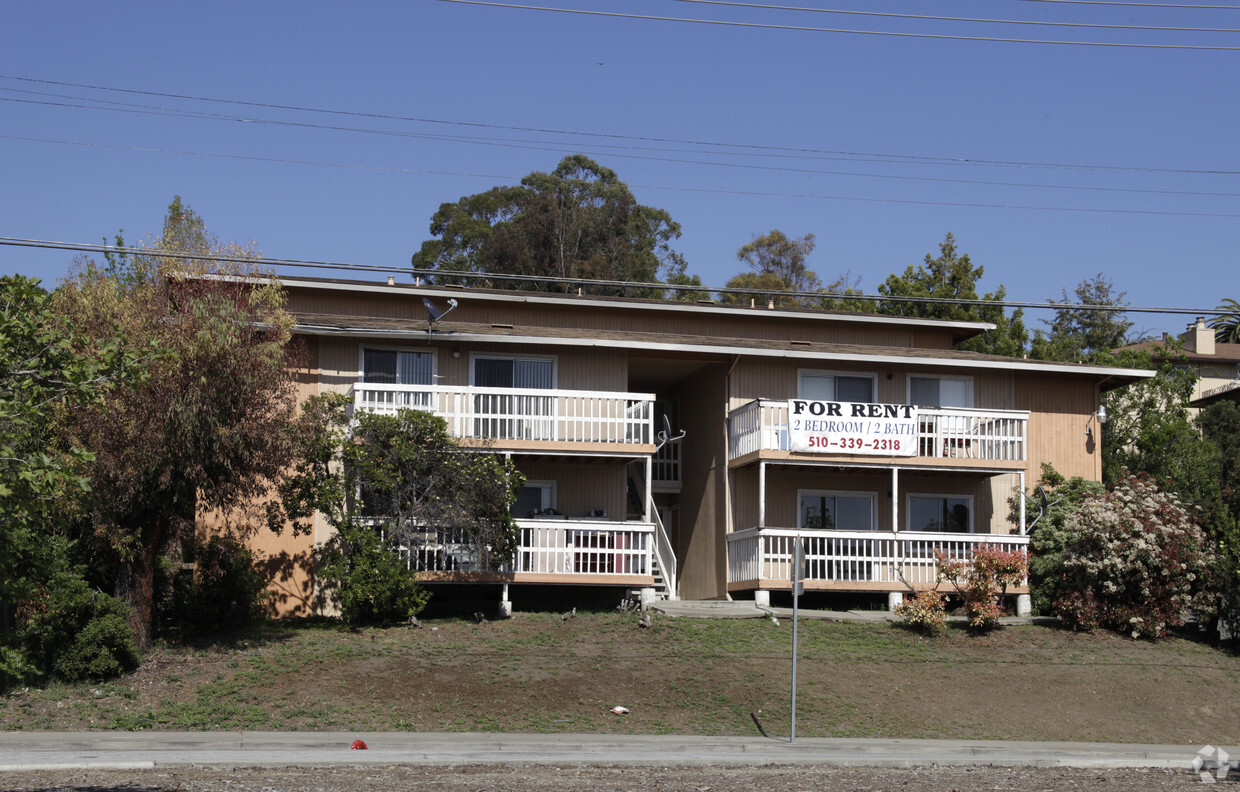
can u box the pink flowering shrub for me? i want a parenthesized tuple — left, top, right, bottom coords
(1053, 474, 1215, 640)
(893, 589, 947, 635)
(935, 544, 1028, 631)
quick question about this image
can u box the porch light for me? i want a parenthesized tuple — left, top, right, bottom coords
(1085, 404, 1107, 437)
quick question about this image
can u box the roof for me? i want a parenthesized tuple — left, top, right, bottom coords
(291, 310, 1154, 387)
(1117, 339, 1240, 364)
(276, 274, 996, 344)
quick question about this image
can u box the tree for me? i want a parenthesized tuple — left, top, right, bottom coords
(412, 155, 686, 296)
(1209, 298, 1240, 344)
(877, 233, 1027, 357)
(54, 198, 304, 649)
(0, 275, 146, 682)
(286, 396, 524, 624)
(1030, 274, 1133, 362)
(1098, 345, 1199, 487)
(720, 230, 821, 308)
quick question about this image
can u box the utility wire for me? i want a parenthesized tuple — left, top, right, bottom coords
(436, 0, 1240, 49)
(1010, 0, 1240, 10)
(6, 134, 1240, 218)
(672, 0, 1240, 32)
(2, 74, 1234, 175)
(0, 236, 1222, 317)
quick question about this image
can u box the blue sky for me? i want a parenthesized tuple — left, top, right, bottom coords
(2, 0, 1236, 337)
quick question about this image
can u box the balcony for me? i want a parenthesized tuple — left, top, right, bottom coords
(726, 528, 1029, 591)
(352, 384, 655, 451)
(393, 519, 656, 584)
(728, 399, 1027, 465)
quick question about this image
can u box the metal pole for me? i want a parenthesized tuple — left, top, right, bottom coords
(791, 539, 804, 743)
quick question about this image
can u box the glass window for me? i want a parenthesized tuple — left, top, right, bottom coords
(798, 492, 874, 531)
(363, 349, 433, 385)
(513, 483, 554, 517)
(909, 376, 971, 408)
(474, 357, 553, 389)
(908, 496, 972, 532)
(800, 372, 874, 402)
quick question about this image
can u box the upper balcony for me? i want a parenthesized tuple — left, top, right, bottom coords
(728, 399, 1028, 468)
(351, 383, 655, 454)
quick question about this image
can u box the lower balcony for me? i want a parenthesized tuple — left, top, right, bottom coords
(396, 519, 657, 586)
(726, 528, 1029, 593)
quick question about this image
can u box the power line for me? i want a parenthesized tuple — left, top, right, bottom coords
(0, 236, 1223, 317)
(672, 0, 1240, 32)
(436, 0, 1240, 49)
(1010, 0, 1240, 9)
(3, 74, 1235, 175)
(6, 134, 1240, 218)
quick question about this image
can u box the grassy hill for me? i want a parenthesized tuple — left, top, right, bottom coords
(2, 611, 1237, 743)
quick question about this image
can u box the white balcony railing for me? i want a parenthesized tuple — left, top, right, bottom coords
(727, 528, 1029, 587)
(728, 400, 1028, 462)
(391, 519, 655, 578)
(353, 384, 655, 446)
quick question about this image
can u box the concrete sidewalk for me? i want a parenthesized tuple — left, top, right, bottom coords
(0, 731, 1228, 772)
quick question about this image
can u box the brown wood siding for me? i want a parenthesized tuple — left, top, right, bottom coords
(677, 362, 730, 599)
(515, 462, 628, 521)
(285, 285, 963, 350)
(728, 360, 1017, 411)
(1016, 372, 1101, 483)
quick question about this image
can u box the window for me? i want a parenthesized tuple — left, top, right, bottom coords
(512, 482, 555, 518)
(800, 371, 874, 403)
(473, 357, 554, 389)
(362, 349, 433, 385)
(909, 376, 971, 408)
(471, 356, 556, 439)
(798, 491, 875, 531)
(907, 495, 972, 533)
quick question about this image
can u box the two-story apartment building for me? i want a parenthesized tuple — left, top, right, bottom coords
(250, 275, 1152, 617)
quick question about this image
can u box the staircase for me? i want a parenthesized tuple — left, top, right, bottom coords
(627, 470, 677, 601)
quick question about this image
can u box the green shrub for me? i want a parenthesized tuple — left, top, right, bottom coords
(19, 571, 139, 682)
(158, 535, 266, 635)
(316, 518, 429, 625)
(1054, 474, 1216, 639)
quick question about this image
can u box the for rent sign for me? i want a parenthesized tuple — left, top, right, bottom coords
(788, 400, 918, 456)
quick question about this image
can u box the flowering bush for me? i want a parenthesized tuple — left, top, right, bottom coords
(1053, 474, 1215, 640)
(935, 544, 1028, 631)
(893, 589, 946, 635)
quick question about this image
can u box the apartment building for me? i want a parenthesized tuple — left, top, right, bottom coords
(250, 276, 1152, 616)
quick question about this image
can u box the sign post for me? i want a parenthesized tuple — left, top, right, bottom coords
(791, 539, 804, 743)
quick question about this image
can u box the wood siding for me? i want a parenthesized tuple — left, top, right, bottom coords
(286, 284, 963, 350)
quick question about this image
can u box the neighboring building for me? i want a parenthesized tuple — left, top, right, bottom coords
(251, 276, 1152, 617)
(1120, 318, 1240, 410)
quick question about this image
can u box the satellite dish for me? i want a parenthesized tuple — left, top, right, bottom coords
(423, 297, 443, 322)
(423, 297, 459, 335)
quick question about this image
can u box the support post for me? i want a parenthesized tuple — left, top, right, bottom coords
(1019, 469, 1027, 535)
(644, 456, 652, 524)
(498, 583, 512, 619)
(758, 460, 766, 529)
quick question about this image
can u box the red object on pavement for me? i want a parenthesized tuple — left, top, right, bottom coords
(351, 740, 368, 750)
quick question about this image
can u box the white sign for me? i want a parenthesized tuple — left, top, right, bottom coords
(787, 400, 918, 456)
